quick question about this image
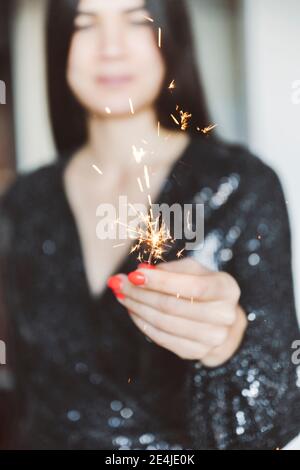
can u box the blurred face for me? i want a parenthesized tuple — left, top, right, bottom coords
(67, 0, 166, 117)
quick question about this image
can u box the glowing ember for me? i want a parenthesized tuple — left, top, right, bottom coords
(171, 109, 192, 131)
(180, 110, 192, 131)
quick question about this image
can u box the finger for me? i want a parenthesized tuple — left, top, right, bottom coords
(122, 279, 236, 326)
(119, 296, 229, 348)
(154, 257, 211, 275)
(129, 268, 235, 302)
(129, 312, 210, 360)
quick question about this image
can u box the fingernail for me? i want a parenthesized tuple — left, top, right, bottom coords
(115, 293, 125, 300)
(138, 263, 156, 270)
(128, 270, 146, 286)
(107, 275, 123, 292)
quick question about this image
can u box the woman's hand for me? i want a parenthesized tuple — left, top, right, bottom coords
(107, 258, 248, 368)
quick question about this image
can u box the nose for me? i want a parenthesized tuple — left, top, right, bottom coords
(98, 16, 126, 60)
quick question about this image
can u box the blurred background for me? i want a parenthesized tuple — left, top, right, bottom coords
(0, 0, 299, 449)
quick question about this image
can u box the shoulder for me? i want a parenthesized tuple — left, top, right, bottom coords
(0, 160, 63, 255)
(0, 160, 62, 218)
(189, 136, 285, 199)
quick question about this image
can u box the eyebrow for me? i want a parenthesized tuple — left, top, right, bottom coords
(77, 6, 147, 16)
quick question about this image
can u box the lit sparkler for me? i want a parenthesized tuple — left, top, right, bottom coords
(130, 212, 175, 265)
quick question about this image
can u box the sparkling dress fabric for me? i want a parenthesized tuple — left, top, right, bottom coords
(0, 136, 299, 450)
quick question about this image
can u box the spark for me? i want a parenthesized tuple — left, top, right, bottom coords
(180, 110, 192, 131)
(137, 177, 144, 193)
(128, 377, 132, 383)
(144, 165, 150, 189)
(158, 27, 162, 48)
(176, 248, 185, 259)
(171, 114, 180, 126)
(129, 97, 135, 114)
(92, 164, 103, 175)
(105, 107, 111, 114)
(144, 16, 154, 22)
(176, 293, 180, 299)
(198, 123, 218, 134)
(132, 145, 146, 163)
(171, 109, 192, 131)
(168, 79, 176, 90)
(157, 121, 160, 137)
(113, 243, 126, 249)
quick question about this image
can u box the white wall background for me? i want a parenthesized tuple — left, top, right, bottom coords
(10, 0, 300, 449)
(190, 0, 300, 317)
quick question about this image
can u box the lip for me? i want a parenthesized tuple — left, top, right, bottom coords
(96, 75, 133, 86)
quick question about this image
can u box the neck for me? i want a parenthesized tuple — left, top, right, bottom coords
(82, 108, 170, 173)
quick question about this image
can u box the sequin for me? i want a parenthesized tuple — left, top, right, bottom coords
(139, 433, 155, 445)
(75, 362, 88, 374)
(42, 239, 56, 255)
(67, 410, 81, 422)
(248, 253, 261, 266)
(108, 417, 121, 428)
(248, 312, 257, 322)
(110, 401, 123, 412)
(120, 408, 133, 419)
(89, 373, 102, 385)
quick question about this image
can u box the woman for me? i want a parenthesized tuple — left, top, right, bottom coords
(0, 0, 299, 450)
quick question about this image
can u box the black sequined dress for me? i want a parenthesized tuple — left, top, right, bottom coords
(0, 136, 299, 450)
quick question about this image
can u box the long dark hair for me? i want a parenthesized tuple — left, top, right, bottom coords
(47, 0, 210, 156)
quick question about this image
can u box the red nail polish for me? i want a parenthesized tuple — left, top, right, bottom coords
(116, 293, 125, 300)
(128, 270, 146, 286)
(107, 275, 123, 292)
(138, 263, 156, 270)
